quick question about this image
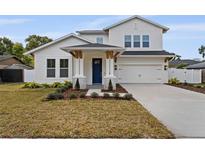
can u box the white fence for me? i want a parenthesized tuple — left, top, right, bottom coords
(168, 68, 202, 83)
(24, 69, 35, 82)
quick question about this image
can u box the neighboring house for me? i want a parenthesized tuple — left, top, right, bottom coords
(169, 59, 201, 68)
(24, 15, 175, 89)
(0, 55, 22, 69)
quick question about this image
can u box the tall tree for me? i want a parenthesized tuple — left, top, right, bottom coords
(25, 35, 53, 51)
(0, 37, 14, 55)
(12, 43, 25, 58)
(198, 45, 205, 59)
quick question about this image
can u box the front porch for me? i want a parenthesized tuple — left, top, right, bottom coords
(61, 43, 124, 90)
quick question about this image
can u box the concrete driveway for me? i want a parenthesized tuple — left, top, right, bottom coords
(122, 84, 205, 138)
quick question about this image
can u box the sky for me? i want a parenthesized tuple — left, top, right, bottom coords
(0, 15, 205, 59)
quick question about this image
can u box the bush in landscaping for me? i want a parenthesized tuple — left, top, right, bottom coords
(90, 92, 99, 98)
(51, 82, 64, 88)
(64, 80, 73, 89)
(123, 93, 133, 100)
(46, 93, 64, 100)
(79, 93, 86, 98)
(168, 77, 180, 85)
(108, 79, 113, 91)
(41, 83, 52, 88)
(69, 93, 77, 99)
(55, 86, 68, 93)
(113, 92, 120, 99)
(193, 85, 204, 88)
(22, 82, 42, 88)
(75, 78, 80, 90)
(103, 93, 110, 98)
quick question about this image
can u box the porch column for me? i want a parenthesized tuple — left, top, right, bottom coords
(104, 51, 116, 90)
(75, 58, 80, 76)
(73, 50, 86, 89)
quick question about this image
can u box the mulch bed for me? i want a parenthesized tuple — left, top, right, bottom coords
(64, 89, 88, 98)
(101, 84, 128, 93)
(167, 83, 205, 94)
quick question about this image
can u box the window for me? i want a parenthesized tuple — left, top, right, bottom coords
(60, 59, 69, 78)
(96, 37, 103, 44)
(124, 35, 131, 47)
(133, 35, 140, 47)
(143, 35, 149, 47)
(47, 59, 55, 78)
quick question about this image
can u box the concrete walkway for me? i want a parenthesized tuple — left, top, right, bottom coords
(122, 83, 205, 138)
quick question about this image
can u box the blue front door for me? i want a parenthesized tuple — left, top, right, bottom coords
(92, 58, 102, 84)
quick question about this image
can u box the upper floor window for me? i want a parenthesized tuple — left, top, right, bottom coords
(96, 37, 103, 44)
(133, 35, 140, 48)
(124, 35, 131, 48)
(47, 59, 55, 78)
(143, 35, 149, 48)
(60, 59, 69, 78)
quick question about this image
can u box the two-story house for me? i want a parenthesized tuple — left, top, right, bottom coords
(25, 15, 175, 90)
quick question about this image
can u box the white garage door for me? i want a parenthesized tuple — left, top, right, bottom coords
(118, 65, 165, 83)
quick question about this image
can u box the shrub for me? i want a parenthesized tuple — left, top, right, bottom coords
(22, 82, 42, 88)
(168, 77, 180, 85)
(55, 86, 67, 93)
(193, 85, 204, 88)
(52, 82, 64, 88)
(113, 92, 120, 99)
(46, 93, 64, 100)
(90, 92, 99, 98)
(103, 93, 110, 98)
(64, 80, 72, 89)
(123, 93, 133, 100)
(79, 93, 86, 98)
(69, 93, 77, 99)
(42, 83, 52, 88)
(75, 78, 80, 90)
(108, 79, 113, 91)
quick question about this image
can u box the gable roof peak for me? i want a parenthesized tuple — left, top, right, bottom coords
(103, 15, 169, 33)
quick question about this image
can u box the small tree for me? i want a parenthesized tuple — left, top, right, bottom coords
(108, 79, 113, 91)
(75, 78, 80, 90)
(198, 45, 205, 59)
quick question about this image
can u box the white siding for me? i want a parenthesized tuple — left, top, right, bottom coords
(79, 34, 109, 44)
(108, 18, 163, 50)
(33, 36, 88, 83)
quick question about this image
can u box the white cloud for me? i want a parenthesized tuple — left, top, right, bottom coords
(168, 23, 205, 31)
(0, 18, 32, 25)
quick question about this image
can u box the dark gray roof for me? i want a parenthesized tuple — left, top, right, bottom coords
(169, 59, 201, 67)
(186, 61, 205, 69)
(66, 43, 122, 48)
(76, 30, 107, 34)
(121, 50, 175, 56)
(0, 55, 14, 62)
(4, 64, 33, 70)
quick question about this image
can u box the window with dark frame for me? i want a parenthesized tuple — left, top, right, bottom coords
(47, 59, 55, 78)
(60, 59, 69, 78)
(133, 35, 140, 47)
(124, 35, 131, 48)
(143, 35, 149, 47)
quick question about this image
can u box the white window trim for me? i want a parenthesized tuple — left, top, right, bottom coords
(60, 59, 69, 78)
(47, 59, 56, 78)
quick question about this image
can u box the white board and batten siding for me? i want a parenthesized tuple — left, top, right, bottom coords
(24, 69, 35, 82)
(168, 68, 202, 83)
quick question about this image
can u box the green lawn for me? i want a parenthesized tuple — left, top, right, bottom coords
(0, 83, 174, 138)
